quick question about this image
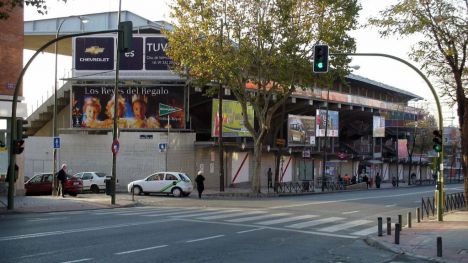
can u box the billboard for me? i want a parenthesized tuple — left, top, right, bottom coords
(211, 99, 254, 137)
(71, 86, 185, 129)
(316, 109, 339, 137)
(287, 114, 316, 145)
(373, 116, 386, 137)
(398, 139, 408, 159)
(72, 35, 179, 79)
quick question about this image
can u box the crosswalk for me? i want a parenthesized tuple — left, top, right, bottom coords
(83, 207, 396, 237)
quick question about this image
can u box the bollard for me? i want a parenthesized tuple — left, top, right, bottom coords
(395, 223, 400, 244)
(437, 236, 442, 257)
(387, 217, 392, 235)
(407, 212, 412, 228)
(378, 217, 383, 236)
(417, 207, 421, 223)
(398, 214, 402, 231)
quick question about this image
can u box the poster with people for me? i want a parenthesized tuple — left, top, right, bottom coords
(373, 116, 386, 137)
(71, 85, 185, 129)
(315, 109, 339, 137)
(211, 99, 254, 137)
(287, 114, 316, 145)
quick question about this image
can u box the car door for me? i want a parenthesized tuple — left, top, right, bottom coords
(82, 172, 94, 190)
(161, 173, 178, 193)
(25, 174, 42, 194)
(39, 174, 53, 194)
(143, 173, 165, 192)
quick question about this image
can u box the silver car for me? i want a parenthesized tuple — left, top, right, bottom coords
(73, 172, 107, 193)
(127, 172, 193, 197)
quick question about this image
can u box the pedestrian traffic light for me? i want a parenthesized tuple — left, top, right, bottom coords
(118, 21, 133, 52)
(313, 44, 329, 73)
(16, 118, 28, 140)
(14, 139, 25, 154)
(433, 130, 442, 153)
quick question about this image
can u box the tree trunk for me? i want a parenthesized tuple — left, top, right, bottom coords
(251, 140, 262, 193)
(461, 100, 468, 210)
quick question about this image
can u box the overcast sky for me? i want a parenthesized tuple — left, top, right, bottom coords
(22, 0, 458, 127)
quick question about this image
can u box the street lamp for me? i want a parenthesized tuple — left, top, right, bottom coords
(52, 15, 88, 196)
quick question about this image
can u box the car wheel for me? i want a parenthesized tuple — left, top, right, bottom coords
(183, 192, 190, 197)
(172, 187, 182, 197)
(90, 185, 100, 194)
(69, 192, 78, 197)
(133, 186, 142, 195)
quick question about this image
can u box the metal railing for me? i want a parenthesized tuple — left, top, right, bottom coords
(421, 192, 465, 220)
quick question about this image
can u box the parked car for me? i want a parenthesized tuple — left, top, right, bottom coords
(73, 172, 107, 193)
(24, 173, 83, 196)
(127, 172, 193, 197)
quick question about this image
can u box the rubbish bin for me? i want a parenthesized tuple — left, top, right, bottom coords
(105, 176, 113, 196)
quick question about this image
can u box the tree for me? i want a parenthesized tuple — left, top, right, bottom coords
(166, 0, 360, 193)
(369, 0, 467, 207)
(0, 0, 66, 20)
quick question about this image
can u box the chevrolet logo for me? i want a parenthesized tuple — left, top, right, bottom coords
(85, 46, 105, 55)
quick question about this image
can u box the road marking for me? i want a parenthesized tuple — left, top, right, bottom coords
(385, 204, 396, 207)
(226, 213, 290, 223)
(60, 258, 93, 263)
(342, 211, 359, 215)
(237, 228, 265, 234)
(28, 217, 68, 222)
(115, 245, 168, 255)
(172, 210, 237, 218)
(286, 217, 345, 229)
(195, 210, 254, 220)
(185, 235, 225, 243)
(257, 215, 318, 226)
(0, 219, 171, 241)
(143, 209, 214, 217)
(318, 219, 372, 232)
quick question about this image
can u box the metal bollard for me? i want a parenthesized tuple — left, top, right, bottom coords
(395, 223, 400, 244)
(387, 217, 391, 235)
(398, 214, 402, 231)
(437, 237, 442, 257)
(378, 217, 383, 236)
(417, 207, 421, 223)
(407, 212, 412, 228)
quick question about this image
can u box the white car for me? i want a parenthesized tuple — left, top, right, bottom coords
(73, 172, 107, 193)
(127, 172, 193, 197)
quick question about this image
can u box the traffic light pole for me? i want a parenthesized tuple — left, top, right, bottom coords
(332, 52, 444, 221)
(7, 29, 117, 210)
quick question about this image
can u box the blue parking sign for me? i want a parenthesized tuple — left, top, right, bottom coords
(53, 137, 60, 149)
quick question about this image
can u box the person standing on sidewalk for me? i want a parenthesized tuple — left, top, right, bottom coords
(57, 164, 67, 197)
(375, 172, 382, 188)
(267, 168, 273, 188)
(195, 170, 205, 199)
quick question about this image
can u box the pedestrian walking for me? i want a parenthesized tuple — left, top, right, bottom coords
(392, 176, 397, 187)
(375, 172, 382, 188)
(195, 170, 205, 199)
(267, 168, 273, 188)
(362, 173, 369, 189)
(57, 164, 67, 197)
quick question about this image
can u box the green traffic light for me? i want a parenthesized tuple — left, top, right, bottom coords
(317, 62, 323, 69)
(433, 144, 442, 153)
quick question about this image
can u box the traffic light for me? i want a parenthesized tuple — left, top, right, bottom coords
(14, 139, 25, 154)
(16, 118, 28, 140)
(433, 130, 443, 153)
(118, 21, 133, 52)
(313, 44, 329, 73)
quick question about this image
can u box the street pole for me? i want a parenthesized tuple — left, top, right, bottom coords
(332, 52, 444, 221)
(218, 19, 224, 192)
(321, 87, 330, 192)
(111, 0, 123, 205)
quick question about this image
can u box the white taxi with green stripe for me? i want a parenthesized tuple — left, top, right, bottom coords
(127, 172, 193, 197)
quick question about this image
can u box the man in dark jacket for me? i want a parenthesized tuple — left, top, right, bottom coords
(195, 170, 205, 199)
(57, 164, 67, 197)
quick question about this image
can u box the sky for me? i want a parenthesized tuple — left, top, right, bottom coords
(22, 0, 459, 127)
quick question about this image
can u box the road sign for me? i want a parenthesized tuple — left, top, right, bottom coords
(53, 137, 60, 149)
(159, 143, 167, 152)
(159, 103, 182, 116)
(111, 139, 120, 155)
(276, 138, 286, 146)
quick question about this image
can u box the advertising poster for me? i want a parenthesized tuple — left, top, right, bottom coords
(74, 37, 115, 70)
(287, 114, 316, 145)
(373, 116, 386, 137)
(315, 109, 339, 137)
(211, 99, 254, 137)
(145, 37, 173, 70)
(398, 139, 408, 159)
(71, 86, 185, 129)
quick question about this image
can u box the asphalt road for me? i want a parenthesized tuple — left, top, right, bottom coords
(1, 184, 462, 263)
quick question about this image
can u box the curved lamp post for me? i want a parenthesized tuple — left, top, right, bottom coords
(52, 15, 88, 196)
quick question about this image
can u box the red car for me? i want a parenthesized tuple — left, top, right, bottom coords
(25, 173, 83, 196)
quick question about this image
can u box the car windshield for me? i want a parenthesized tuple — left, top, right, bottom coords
(179, 173, 191, 182)
(96, 173, 106, 177)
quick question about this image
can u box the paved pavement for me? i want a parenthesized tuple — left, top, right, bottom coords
(1, 185, 467, 263)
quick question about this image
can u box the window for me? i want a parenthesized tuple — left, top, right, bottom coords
(148, 174, 158, 181)
(83, 173, 93, 180)
(29, 175, 42, 183)
(156, 174, 165, 180)
(179, 173, 191, 182)
(96, 173, 106, 177)
(42, 174, 53, 183)
(165, 174, 177, 181)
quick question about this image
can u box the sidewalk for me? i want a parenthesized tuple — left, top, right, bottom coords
(367, 210, 468, 263)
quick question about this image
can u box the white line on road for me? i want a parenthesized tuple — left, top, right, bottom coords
(196, 210, 261, 220)
(237, 228, 265, 234)
(318, 220, 372, 233)
(342, 211, 359, 215)
(60, 258, 93, 263)
(185, 235, 225, 243)
(385, 204, 396, 207)
(115, 245, 168, 255)
(226, 213, 290, 223)
(28, 217, 68, 222)
(257, 215, 318, 226)
(286, 217, 344, 229)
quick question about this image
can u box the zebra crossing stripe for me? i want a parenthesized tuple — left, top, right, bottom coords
(350, 222, 396, 236)
(142, 209, 210, 217)
(226, 213, 290, 223)
(172, 210, 240, 218)
(257, 215, 319, 226)
(286, 217, 344, 229)
(116, 208, 187, 216)
(318, 220, 372, 233)
(196, 210, 262, 220)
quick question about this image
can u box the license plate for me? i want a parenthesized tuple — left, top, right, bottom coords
(73, 182, 79, 186)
